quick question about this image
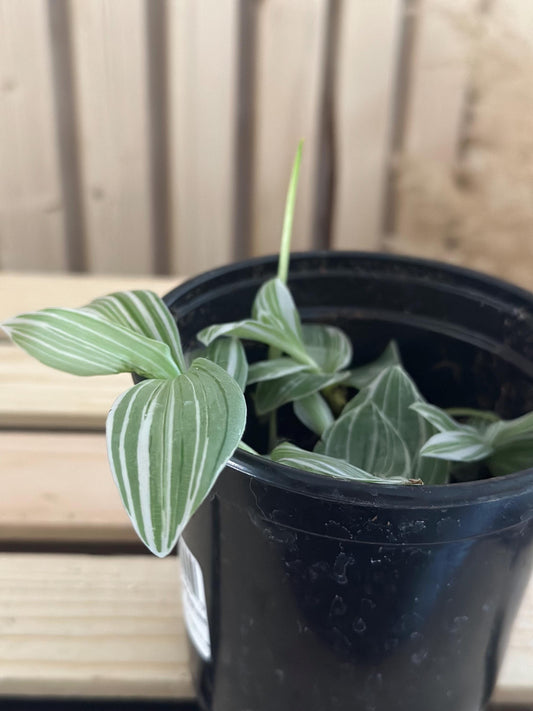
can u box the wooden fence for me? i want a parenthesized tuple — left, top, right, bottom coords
(1, 0, 533, 288)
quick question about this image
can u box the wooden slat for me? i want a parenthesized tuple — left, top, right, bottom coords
(167, 0, 240, 275)
(0, 554, 192, 699)
(0, 552, 529, 702)
(0, 432, 132, 543)
(251, 0, 329, 256)
(0, 347, 129, 430)
(0, 1, 68, 271)
(331, 0, 403, 251)
(69, 0, 155, 273)
(0, 272, 179, 330)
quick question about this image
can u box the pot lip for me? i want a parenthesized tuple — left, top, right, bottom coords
(165, 250, 533, 510)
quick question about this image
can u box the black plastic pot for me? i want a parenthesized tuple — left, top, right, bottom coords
(165, 252, 533, 711)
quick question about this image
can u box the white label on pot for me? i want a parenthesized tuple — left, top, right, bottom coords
(179, 539, 211, 661)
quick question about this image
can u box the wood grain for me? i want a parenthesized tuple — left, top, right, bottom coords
(251, 0, 329, 256)
(168, 0, 240, 275)
(69, 0, 155, 273)
(0, 1, 68, 271)
(331, 0, 402, 251)
(0, 553, 529, 702)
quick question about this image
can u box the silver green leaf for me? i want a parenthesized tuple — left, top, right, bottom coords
(83, 290, 186, 372)
(345, 341, 401, 389)
(2, 308, 180, 379)
(487, 439, 533, 476)
(255, 371, 349, 416)
(301, 324, 353, 372)
(318, 401, 412, 479)
(270, 442, 411, 485)
(106, 357, 246, 557)
(420, 430, 493, 462)
(252, 278, 303, 340)
(410, 402, 463, 433)
(202, 337, 248, 391)
(485, 411, 533, 448)
(293, 392, 334, 436)
(247, 357, 310, 385)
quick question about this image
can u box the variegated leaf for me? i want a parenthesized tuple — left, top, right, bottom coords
(83, 290, 186, 372)
(2, 308, 180, 379)
(270, 442, 411, 484)
(255, 371, 349, 416)
(247, 357, 310, 385)
(410, 402, 463, 433)
(293, 392, 334, 436)
(420, 430, 493, 462)
(301, 324, 353, 373)
(202, 338, 248, 391)
(318, 401, 412, 479)
(345, 341, 401, 389)
(252, 278, 303, 339)
(106, 358, 246, 557)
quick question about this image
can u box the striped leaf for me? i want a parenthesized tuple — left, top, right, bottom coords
(106, 358, 246, 557)
(420, 430, 493, 462)
(318, 401, 412, 480)
(252, 278, 303, 340)
(202, 338, 248, 391)
(270, 442, 411, 485)
(247, 357, 310, 385)
(345, 341, 401, 389)
(410, 402, 463, 433)
(255, 371, 349, 416)
(301, 324, 353, 373)
(83, 290, 186, 372)
(294, 392, 334, 436)
(2, 308, 180, 379)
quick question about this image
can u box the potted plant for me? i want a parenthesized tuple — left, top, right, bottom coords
(3, 145, 533, 711)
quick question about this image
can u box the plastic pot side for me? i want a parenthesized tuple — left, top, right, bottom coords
(165, 252, 533, 711)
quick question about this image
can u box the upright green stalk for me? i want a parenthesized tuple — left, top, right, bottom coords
(269, 141, 304, 450)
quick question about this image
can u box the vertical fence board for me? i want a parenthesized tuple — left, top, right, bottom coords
(69, 0, 154, 274)
(332, 0, 403, 251)
(251, 0, 329, 257)
(167, 0, 240, 276)
(392, 0, 476, 248)
(0, 1, 68, 271)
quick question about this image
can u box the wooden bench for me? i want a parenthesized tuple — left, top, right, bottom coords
(0, 272, 531, 709)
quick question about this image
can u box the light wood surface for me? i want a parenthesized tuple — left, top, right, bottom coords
(69, 0, 155, 273)
(0, 1, 68, 271)
(0, 553, 529, 702)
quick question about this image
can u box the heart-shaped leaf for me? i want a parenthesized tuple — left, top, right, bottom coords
(255, 371, 349, 416)
(270, 442, 412, 485)
(83, 290, 186, 372)
(293, 392, 334, 436)
(301, 324, 353, 372)
(106, 358, 246, 557)
(318, 401, 412, 479)
(2, 308, 180, 379)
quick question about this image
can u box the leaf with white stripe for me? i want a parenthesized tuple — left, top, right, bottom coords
(294, 392, 334, 436)
(252, 278, 303, 339)
(270, 442, 411, 485)
(345, 341, 401, 389)
(83, 290, 186, 372)
(202, 338, 248, 391)
(247, 357, 310, 385)
(255, 371, 349, 416)
(410, 402, 463, 433)
(2, 308, 180, 379)
(106, 358, 246, 557)
(420, 430, 493, 462)
(301, 324, 353, 373)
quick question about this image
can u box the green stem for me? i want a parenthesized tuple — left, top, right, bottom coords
(277, 140, 303, 285)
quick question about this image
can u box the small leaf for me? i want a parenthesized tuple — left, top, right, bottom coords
(255, 371, 349, 416)
(247, 357, 309, 385)
(293, 392, 334, 436)
(410, 402, 463, 433)
(301, 324, 353, 372)
(420, 430, 493, 462)
(83, 290, 186, 372)
(202, 338, 248, 391)
(252, 278, 303, 340)
(345, 341, 401, 389)
(319, 401, 412, 479)
(106, 358, 246, 557)
(486, 411, 533, 448)
(270, 442, 411, 485)
(2, 308, 180, 379)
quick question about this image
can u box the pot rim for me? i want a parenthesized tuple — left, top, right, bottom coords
(166, 250, 533, 511)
